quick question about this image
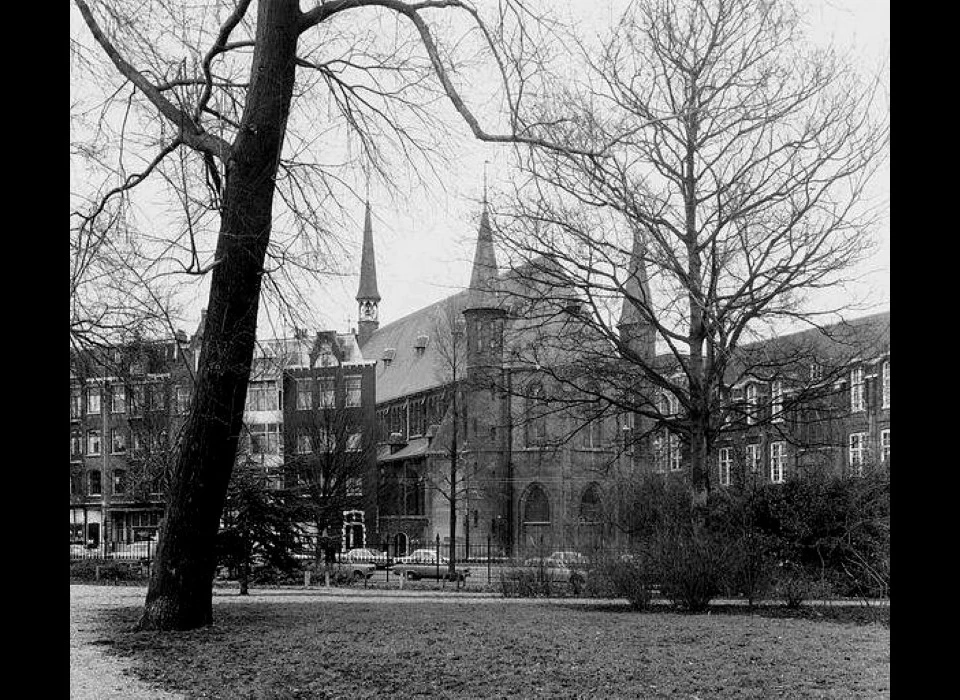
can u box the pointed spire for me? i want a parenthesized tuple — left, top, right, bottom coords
(356, 201, 380, 302)
(618, 228, 651, 329)
(465, 201, 500, 311)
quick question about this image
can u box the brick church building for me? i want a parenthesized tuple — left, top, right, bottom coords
(353, 201, 890, 559)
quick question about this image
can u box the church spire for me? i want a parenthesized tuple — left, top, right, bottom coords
(465, 201, 500, 311)
(356, 201, 380, 347)
(618, 228, 655, 359)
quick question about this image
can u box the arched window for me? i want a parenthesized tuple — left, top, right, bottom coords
(523, 484, 550, 524)
(580, 483, 602, 523)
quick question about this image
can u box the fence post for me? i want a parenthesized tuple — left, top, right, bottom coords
(487, 535, 491, 586)
(436, 533, 441, 585)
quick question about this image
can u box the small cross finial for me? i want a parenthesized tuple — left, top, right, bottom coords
(483, 160, 490, 205)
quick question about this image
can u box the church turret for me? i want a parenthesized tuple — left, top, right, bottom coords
(463, 204, 505, 366)
(356, 202, 381, 348)
(461, 201, 510, 554)
(617, 229, 656, 362)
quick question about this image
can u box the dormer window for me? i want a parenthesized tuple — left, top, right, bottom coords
(382, 348, 396, 366)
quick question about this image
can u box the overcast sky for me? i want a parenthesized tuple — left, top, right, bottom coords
(304, 0, 889, 339)
(71, 0, 889, 341)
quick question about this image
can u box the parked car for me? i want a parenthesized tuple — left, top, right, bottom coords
(341, 548, 391, 569)
(522, 551, 589, 590)
(334, 560, 376, 582)
(390, 549, 470, 581)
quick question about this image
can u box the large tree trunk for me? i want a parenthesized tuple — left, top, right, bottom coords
(136, 0, 300, 631)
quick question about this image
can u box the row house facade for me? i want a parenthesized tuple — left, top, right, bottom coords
(70, 325, 380, 554)
(69, 335, 193, 548)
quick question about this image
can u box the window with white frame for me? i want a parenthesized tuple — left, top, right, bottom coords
(296, 378, 313, 410)
(810, 362, 823, 382)
(746, 443, 761, 473)
(246, 381, 279, 412)
(770, 441, 785, 483)
(111, 429, 126, 454)
(87, 386, 101, 415)
(849, 432, 868, 476)
(131, 431, 145, 456)
(881, 360, 890, 409)
(718, 447, 732, 487)
(71, 430, 82, 459)
(245, 423, 283, 455)
(318, 377, 336, 408)
(345, 376, 362, 407)
(669, 432, 682, 471)
(145, 382, 164, 412)
(653, 432, 667, 472)
(346, 477, 363, 497)
(175, 385, 192, 415)
(297, 434, 312, 454)
(87, 429, 101, 455)
(880, 429, 890, 462)
(850, 367, 865, 412)
(315, 428, 333, 453)
(771, 380, 783, 423)
(70, 388, 83, 420)
(111, 386, 126, 414)
(662, 390, 680, 416)
(746, 384, 758, 424)
(347, 432, 363, 452)
(113, 469, 127, 494)
(130, 384, 145, 416)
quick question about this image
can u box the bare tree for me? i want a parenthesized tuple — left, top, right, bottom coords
(72, 0, 583, 630)
(493, 0, 889, 499)
(283, 390, 377, 565)
(426, 298, 470, 576)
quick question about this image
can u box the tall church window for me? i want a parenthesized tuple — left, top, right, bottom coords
(579, 484, 602, 523)
(526, 384, 547, 446)
(523, 484, 550, 523)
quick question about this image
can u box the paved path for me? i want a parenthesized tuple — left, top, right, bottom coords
(71, 586, 185, 699)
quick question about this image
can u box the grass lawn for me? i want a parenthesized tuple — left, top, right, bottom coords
(100, 599, 889, 699)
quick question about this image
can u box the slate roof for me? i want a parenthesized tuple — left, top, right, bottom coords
(360, 292, 469, 403)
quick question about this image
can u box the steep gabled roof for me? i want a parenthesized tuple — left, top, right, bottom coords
(360, 293, 468, 403)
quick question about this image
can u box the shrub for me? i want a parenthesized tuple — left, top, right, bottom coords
(591, 558, 655, 611)
(70, 559, 100, 582)
(497, 565, 583, 598)
(70, 559, 144, 583)
(251, 565, 302, 586)
(498, 567, 542, 598)
(775, 564, 817, 609)
(724, 532, 778, 607)
(301, 563, 362, 587)
(649, 527, 725, 612)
